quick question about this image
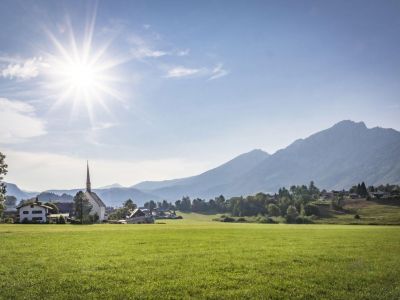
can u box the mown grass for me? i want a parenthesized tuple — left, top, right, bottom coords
(1, 217, 400, 299)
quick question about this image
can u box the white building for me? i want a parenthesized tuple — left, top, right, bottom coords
(83, 162, 107, 222)
(18, 200, 52, 223)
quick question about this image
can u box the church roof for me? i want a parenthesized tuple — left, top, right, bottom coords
(84, 191, 106, 208)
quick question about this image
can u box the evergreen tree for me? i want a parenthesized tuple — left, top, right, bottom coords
(360, 182, 368, 198)
(123, 199, 137, 211)
(73, 191, 93, 224)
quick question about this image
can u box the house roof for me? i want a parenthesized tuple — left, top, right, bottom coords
(128, 208, 146, 218)
(84, 191, 106, 208)
(17, 202, 53, 210)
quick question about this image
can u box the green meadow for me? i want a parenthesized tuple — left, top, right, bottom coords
(1, 214, 400, 299)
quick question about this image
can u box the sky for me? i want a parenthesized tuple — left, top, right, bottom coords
(0, 0, 399, 191)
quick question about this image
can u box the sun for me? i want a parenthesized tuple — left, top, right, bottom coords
(42, 18, 124, 122)
(63, 61, 97, 90)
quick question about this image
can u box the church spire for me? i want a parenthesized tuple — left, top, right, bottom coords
(86, 160, 91, 192)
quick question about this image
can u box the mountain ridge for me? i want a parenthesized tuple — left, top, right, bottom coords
(5, 120, 400, 204)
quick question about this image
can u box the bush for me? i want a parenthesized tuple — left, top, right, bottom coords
(267, 204, 281, 217)
(4, 218, 14, 224)
(236, 217, 247, 222)
(258, 217, 278, 224)
(221, 216, 235, 222)
(304, 204, 320, 216)
(285, 205, 299, 223)
(295, 216, 314, 224)
(354, 214, 361, 219)
(58, 216, 66, 224)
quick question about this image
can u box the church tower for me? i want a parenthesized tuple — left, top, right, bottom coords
(86, 160, 91, 192)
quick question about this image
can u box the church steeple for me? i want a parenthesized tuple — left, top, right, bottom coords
(86, 161, 91, 192)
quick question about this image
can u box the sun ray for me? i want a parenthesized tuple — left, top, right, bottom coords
(41, 13, 125, 124)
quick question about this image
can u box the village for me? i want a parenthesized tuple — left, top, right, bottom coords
(2, 162, 397, 225)
(2, 163, 182, 224)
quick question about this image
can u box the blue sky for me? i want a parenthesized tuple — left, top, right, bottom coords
(1, 0, 399, 190)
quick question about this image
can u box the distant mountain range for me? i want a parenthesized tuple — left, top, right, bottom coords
(5, 183, 160, 207)
(132, 120, 400, 199)
(5, 120, 400, 205)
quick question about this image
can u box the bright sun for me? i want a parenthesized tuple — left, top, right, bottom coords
(64, 61, 97, 90)
(43, 19, 123, 122)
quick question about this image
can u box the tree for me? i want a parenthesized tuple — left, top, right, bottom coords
(304, 203, 320, 216)
(286, 205, 299, 223)
(123, 199, 137, 211)
(0, 152, 8, 216)
(267, 203, 281, 217)
(359, 182, 368, 198)
(73, 191, 93, 224)
(4, 196, 17, 208)
(308, 181, 320, 199)
(144, 200, 157, 213)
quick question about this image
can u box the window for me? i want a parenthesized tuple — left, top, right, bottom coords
(23, 211, 29, 214)
(32, 217, 42, 221)
(32, 210, 43, 214)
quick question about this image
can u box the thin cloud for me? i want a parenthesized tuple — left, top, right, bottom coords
(0, 98, 46, 143)
(166, 66, 201, 78)
(132, 47, 168, 58)
(176, 49, 190, 56)
(166, 63, 229, 80)
(128, 34, 168, 59)
(209, 63, 229, 80)
(1, 57, 43, 80)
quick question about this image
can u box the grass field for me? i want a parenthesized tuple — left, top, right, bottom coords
(1, 214, 400, 299)
(316, 200, 400, 225)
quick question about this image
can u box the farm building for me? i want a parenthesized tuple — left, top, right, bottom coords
(17, 199, 52, 223)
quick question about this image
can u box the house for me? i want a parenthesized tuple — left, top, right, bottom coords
(17, 199, 52, 223)
(82, 162, 107, 222)
(126, 208, 154, 224)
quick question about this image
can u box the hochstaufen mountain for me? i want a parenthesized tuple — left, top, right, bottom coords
(134, 120, 400, 199)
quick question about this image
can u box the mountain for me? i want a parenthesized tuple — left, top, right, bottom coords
(5, 184, 159, 207)
(135, 121, 400, 199)
(133, 149, 270, 199)
(37, 192, 74, 203)
(225, 120, 400, 196)
(4, 182, 37, 201)
(45, 187, 160, 207)
(5, 120, 400, 204)
(98, 183, 124, 189)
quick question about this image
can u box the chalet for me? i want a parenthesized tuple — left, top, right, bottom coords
(17, 199, 52, 223)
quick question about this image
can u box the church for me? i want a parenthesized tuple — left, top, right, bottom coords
(84, 162, 107, 222)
